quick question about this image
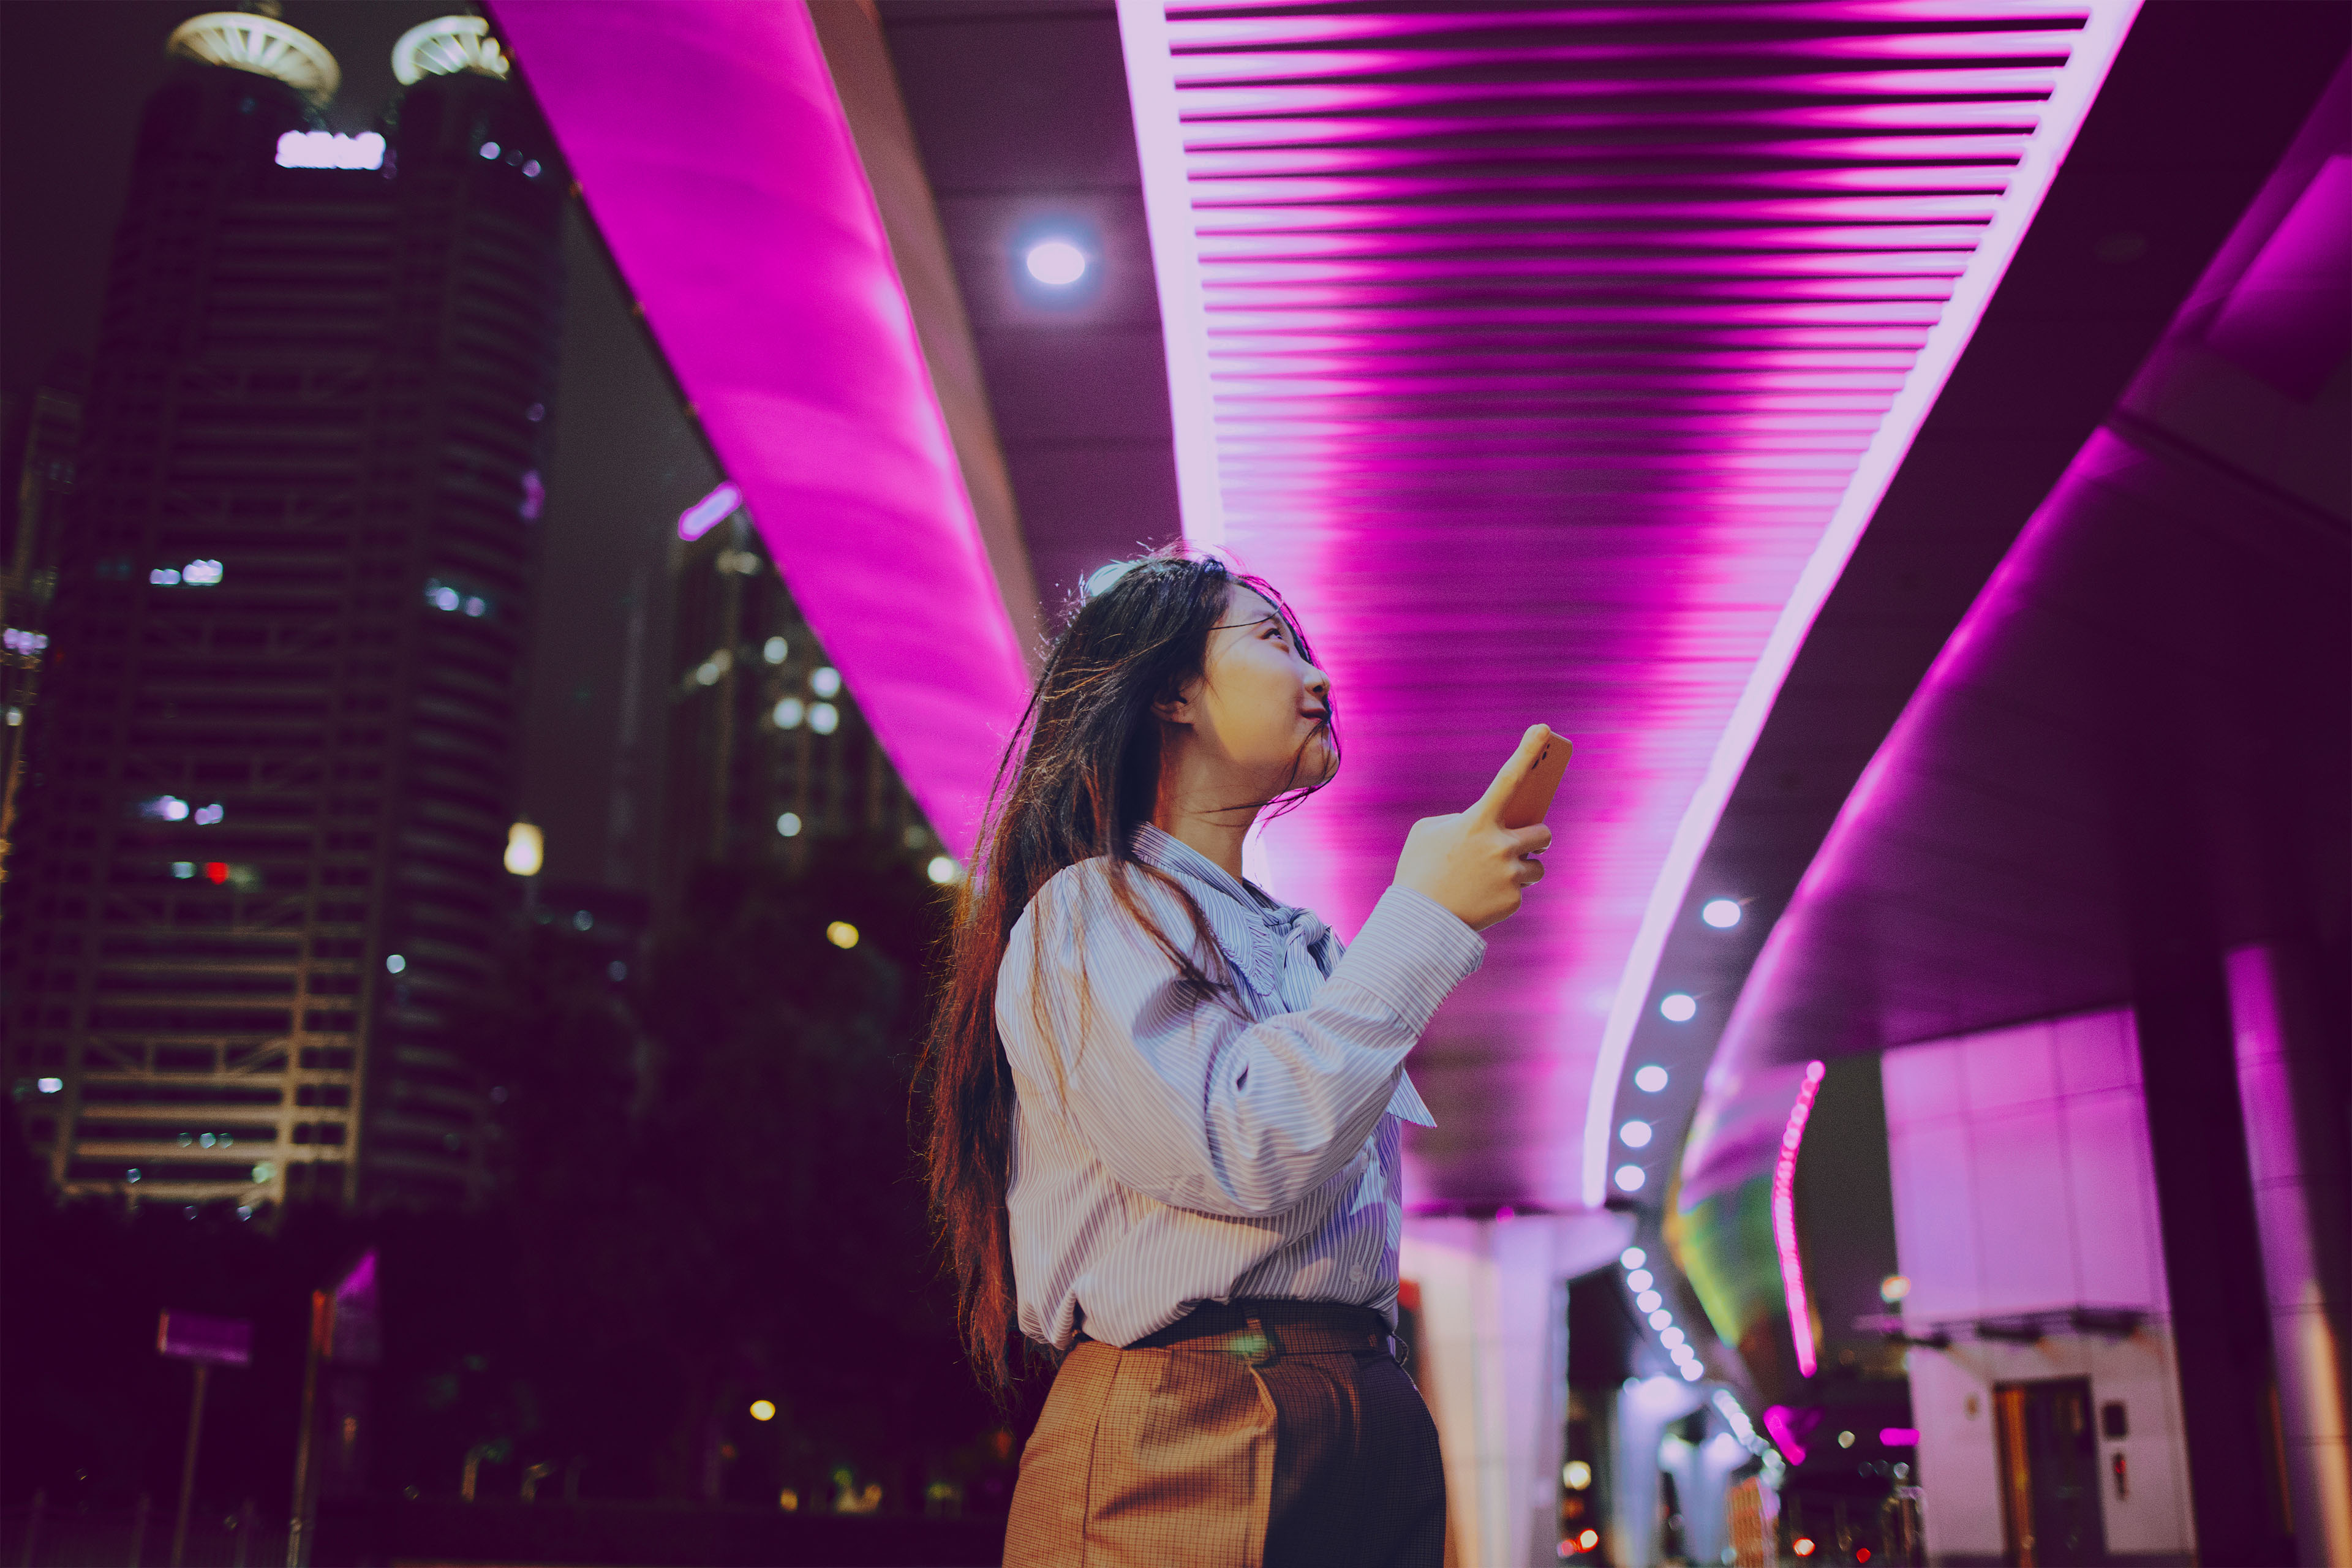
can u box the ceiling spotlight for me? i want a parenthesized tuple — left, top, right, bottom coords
(1659, 993, 1698, 1023)
(1614, 1164, 1647, 1193)
(1702, 898, 1743, 929)
(1634, 1064, 1669, 1093)
(1025, 239, 1087, 287)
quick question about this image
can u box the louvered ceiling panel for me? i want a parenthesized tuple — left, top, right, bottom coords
(1118, 0, 2138, 1207)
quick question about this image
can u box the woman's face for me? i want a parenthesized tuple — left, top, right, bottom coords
(1170, 587, 1335, 793)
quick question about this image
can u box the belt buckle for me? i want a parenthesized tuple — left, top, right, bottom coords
(1226, 1313, 1278, 1368)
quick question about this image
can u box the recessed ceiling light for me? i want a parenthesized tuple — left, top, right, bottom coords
(1025, 239, 1087, 286)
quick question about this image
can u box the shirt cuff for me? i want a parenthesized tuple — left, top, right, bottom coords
(1330, 885, 1486, 1038)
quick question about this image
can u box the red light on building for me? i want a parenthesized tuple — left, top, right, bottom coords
(1858, 1551, 1872, 1563)
(1793, 1539, 1817, 1558)
(203, 862, 229, 884)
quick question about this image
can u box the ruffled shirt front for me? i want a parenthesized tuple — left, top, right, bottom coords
(997, 823, 1484, 1349)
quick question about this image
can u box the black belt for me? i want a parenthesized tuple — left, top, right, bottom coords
(1082, 1298, 1400, 1364)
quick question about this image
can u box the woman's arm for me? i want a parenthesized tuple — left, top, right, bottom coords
(998, 863, 1482, 1218)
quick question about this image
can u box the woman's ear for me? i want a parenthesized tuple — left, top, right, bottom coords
(1150, 674, 1200, 728)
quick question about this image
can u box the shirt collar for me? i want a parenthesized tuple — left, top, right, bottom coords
(1132, 822, 1271, 915)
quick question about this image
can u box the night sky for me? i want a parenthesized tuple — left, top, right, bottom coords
(1, 0, 723, 892)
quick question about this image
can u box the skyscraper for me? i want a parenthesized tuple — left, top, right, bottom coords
(2, 12, 564, 1213)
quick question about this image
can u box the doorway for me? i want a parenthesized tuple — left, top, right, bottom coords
(1993, 1377, 2107, 1566)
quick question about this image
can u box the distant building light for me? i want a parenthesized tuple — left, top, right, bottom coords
(763, 636, 788, 666)
(151, 568, 181, 586)
(809, 666, 842, 699)
(1701, 898, 1743, 929)
(1025, 239, 1088, 287)
(252, 1163, 273, 1183)
(522, 159, 541, 179)
(1634, 1064, 1669, 1093)
(809, 703, 840, 736)
(1880, 1273, 1912, 1305)
(825, 921, 859, 950)
(1619, 1120, 1652, 1148)
(926, 855, 959, 886)
(1659, 992, 1697, 1023)
(181, 559, 223, 586)
(385, 954, 407, 974)
(480, 141, 501, 160)
(571, 909, 594, 932)
(142, 796, 192, 822)
(36, 1078, 62, 1095)
(391, 15, 509, 86)
(519, 469, 545, 521)
(462, 596, 486, 617)
(748, 1400, 777, 1422)
(192, 802, 225, 826)
(773, 698, 805, 730)
(505, 821, 544, 876)
(172, 862, 195, 879)
(127, 1168, 141, 1184)
(776, 812, 802, 838)
(1837, 1430, 1855, 1449)
(2, 628, 48, 655)
(1614, 1164, 1647, 1193)
(677, 482, 742, 542)
(4, 707, 19, 726)
(274, 130, 386, 170)
(606, 960, 627, 982)
(695, 659, 722, 687)
(203, 862, 230, 885)
(1562, 1460, 1591, 1491)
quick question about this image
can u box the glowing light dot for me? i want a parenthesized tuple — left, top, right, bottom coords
(809, 666, 842, 698)
(1838, 1430, 1855, 1449)
(36, 1078, 62, 1094)
(1620, 1247, 1646, 1270)
(1660, 1327, 1684, 1348)
(1619, 1120, 1652, 1148)
(1659, 993, 1697, 1023)
(480, 141, 500, 159)
(505, 821, 544, 876)
(774, 697, 805, 729)
(1626, 1269, 1653, 1292)
(385, 954, 406, 974)
(1649, 1309, 1672, 1330)
(776, 812, 802, 838)
(1562, 1461, 1591, 1490)
(809, 703, 840, 735)
(1795, 1540, 1817, 1558)
(1025, 239, 1087, 286)
(825, 921, 859, 950)
(1614, 1164, 1646, 1193)
(926, 855, 959, 886)
(1579, 1531, 1599, 1551)
(763, 636, 788, 665)
(748, 1400, 777, 1422)
(1679, 1362, 1703, 1381)
(1635, 1290, 1662, 1312)
(1634, 1064, 1668, 1093)
(1880, 1273, 1912, 1304)
(1701, 898, 1742, 929)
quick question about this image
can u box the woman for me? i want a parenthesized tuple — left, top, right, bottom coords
(921, 549, 1551, 1566)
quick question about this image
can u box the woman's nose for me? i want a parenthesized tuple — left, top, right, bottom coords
(1305, 664, 1330, 698)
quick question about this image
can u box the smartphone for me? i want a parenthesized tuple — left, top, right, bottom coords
(1499, 728, 1572, 829)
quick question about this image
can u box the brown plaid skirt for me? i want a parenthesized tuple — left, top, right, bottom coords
(1003, 1299, 1447, 1567)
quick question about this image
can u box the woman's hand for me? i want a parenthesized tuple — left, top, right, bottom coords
(1395, 725, 1556, 932)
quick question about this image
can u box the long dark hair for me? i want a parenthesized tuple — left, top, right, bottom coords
(917, 547, 1336, 1394)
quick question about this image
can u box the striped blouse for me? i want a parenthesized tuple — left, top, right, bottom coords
(997, 823, 1485, 1350)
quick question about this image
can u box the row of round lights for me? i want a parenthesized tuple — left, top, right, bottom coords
(1621, 1246, 1706, 1382)
(1612, 897, 1748, 1193)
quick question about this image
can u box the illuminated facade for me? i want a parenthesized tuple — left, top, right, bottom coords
(658, 502, 934, 920)
(1, 18, 564, 1212)
(1, 368, 82, 884)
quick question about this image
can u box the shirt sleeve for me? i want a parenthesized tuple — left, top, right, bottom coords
(997, 863, 1483, 1218)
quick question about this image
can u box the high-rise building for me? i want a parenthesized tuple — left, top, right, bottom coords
(658, 503, 942, 919)
(1, 12, 564, 1213)
(1, 361, 84, 883)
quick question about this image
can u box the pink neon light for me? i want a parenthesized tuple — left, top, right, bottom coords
(1881, 1427, 1920, 1447)
(677, 481, 741, 543)
(1773, 1061, 1828, 1378)
(1762, 1404, 1817, 1466)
